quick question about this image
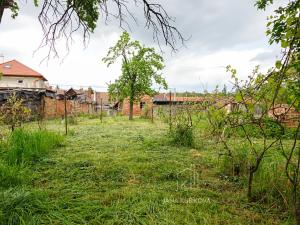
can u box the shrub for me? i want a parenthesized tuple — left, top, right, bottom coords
(0, 93, 31, 131)
(229, 118, 298, 140)
(140, 105, 152, 119)
(6, 129, 65, 165)
(219, 143, 249, 177)
(67, 115, 78, 125)
(0, 188, 48, 225)
(169, 123, 194, 147)
(169, 107, 194, 147)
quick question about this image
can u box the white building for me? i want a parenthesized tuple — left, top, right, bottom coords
(0, 60, 48, 89)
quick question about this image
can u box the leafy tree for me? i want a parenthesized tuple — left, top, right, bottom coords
(0, 93, 31, 131)
(0, 0, 184, 59)
(103, 32, 167, 120)
(206, 1, 299, 219)
(255, 1, 300, 223)
(255, 0, 299, 103)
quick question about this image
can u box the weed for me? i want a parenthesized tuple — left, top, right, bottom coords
(6, 129, 65, 165)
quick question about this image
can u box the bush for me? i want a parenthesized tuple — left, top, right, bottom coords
(168, 107, 195, 147)
(218, 143, 249, 177)
(230, 118, 298, 140)
(0, 93, 31, 131)
(140, 105, 152, 119)
(169, 124, 194, 147)
(6, 129, 65, 165)
(67, 115, 78, 125)
(0, 188, 48, 225)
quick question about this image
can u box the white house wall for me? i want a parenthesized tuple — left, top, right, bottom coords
(0, 76, 46, 89)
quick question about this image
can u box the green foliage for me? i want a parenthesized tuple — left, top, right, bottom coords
(264, 1, 299, 50)
(6, 129, 65, 165)
(0, 116, 292, 224)
(140, 105, 151, 119)
(67, 115, 78, 125)
(169, 123, 194, 147)
(5, 0, 98, 32)
(0, 161, 28, 189)
(103, 32, 168, 114)
(228, 118, 297, 139)
(0, 188, 48, 225)
(0, 93, 31, 131)
(169, 107, 194, 147)
(157, 107, 170, 123)
(253, 152, 289, 205)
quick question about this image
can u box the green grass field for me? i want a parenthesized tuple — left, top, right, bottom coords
(0, 116, 293, 224)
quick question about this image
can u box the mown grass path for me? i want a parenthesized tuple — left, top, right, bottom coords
(31, 117, 287, 225)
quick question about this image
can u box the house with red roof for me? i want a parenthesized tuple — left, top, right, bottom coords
(0, 60, 48, 89)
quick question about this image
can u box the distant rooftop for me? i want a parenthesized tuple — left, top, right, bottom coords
(0, 59, 47, 81)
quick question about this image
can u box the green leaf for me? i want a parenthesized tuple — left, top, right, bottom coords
(235, 93, 243, 102)
(281, 40, 289, 48)
(275, 60, 282, 69)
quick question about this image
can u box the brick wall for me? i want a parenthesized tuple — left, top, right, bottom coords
(122, 96, 153, 116)
(43, 97, 95, 119)
(268, 104, 300, 128)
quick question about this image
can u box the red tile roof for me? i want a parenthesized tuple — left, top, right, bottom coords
(153, 94, 204, 102)
(0, 60, 47, 81)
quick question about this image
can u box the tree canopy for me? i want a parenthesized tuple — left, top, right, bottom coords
(103, 32, 167, 120)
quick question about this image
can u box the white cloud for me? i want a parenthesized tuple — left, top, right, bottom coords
(165, 48, 277, 92)
(0, 0, 282, 92)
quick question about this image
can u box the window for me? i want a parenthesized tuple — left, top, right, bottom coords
(140, 102, 146, 109)
(18, 80, 23, 84)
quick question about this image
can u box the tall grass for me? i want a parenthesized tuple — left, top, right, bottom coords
(0, 161, 29, 189)
(0, 188, 48, 225)
(6, 129, 65, 165)
(253, 152, 290, 207)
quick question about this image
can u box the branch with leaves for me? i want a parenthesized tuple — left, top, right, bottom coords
(1, 0, 185, 60)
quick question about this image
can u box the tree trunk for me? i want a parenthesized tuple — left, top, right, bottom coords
(129, 99, 134, 120)
(293, 188, 300, 225)
(247, 168, 254, 201)
(295, 207, 300, 225)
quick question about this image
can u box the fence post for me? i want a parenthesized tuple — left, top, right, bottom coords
(169, 91, 172, 130)
(151, 106, 154, 123)
(64, 91, 68, 135)
(151, 98, 154, 123)
(100, 98, 103, 123)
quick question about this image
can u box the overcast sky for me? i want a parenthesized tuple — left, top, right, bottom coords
(0, 0, 282, 92)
